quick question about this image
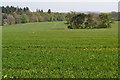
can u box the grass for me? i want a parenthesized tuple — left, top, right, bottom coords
(2, 21, 118, 78)
(0, 26, 2, 79)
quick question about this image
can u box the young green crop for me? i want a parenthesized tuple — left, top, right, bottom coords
(2, 21, 118, 78)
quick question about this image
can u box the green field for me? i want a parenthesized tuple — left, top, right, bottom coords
(2, 21, 118, 78)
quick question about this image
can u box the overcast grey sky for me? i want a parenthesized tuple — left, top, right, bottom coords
(2, 2, 118, 12)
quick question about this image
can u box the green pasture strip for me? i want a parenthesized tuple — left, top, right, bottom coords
(0, 26, 2, 79)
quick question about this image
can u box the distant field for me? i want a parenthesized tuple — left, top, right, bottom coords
(2, 21, 118, 78)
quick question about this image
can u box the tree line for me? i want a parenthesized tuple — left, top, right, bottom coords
(1, 6, 119, 29)
(65, 12, 116, 29)
(2, 6, 65, 26)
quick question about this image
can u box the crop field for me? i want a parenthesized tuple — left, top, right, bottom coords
(2, 21, 118, 78)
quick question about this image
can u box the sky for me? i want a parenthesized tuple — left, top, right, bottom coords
(1, 0, 119, 12)
(1, 0, 119, 2)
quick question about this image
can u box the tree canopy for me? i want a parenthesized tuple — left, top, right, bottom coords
(1, 6, 116, 28)
(22, 13, 29, 23)
(65, 12, 114, 29)
(2, 6, 65, 26)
